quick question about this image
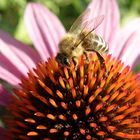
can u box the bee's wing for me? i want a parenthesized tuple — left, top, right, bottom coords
(69, 8, 90, 34)
(82, 15, 104, 33)
(69, 8, 104, 34)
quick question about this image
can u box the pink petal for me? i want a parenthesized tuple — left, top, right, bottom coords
(88, 0, 120, 48)
(0, 54, 21, 85)
(0, 30, 40, 77)
(0, 84, 13, 106)
(114, 18, 140, 67)
(24, 2, 66, 61)
(0, 67, 20, 86)
(131, 55, 140, 70)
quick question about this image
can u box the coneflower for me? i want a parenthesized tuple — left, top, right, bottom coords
(3, 53, 140, 140)
(1, 1, 140, 140)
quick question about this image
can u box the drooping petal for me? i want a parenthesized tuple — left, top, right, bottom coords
(24, 3, 66, 60)
(0, 85, 13, 106)
(132, 55, 140, 70)
(88, 0, 120, 47)
(114, 18, 140, 67)
(0, 54, 21, 85)
(0, 30, 40, 77)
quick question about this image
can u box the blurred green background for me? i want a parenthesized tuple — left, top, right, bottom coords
(0, 0, 140, 84)
(0, 0, 140, 44)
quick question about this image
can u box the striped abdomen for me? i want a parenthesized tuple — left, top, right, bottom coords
(81, 32, 108, 55)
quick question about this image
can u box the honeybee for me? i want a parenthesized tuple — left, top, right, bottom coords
(56, 9, 108, 67)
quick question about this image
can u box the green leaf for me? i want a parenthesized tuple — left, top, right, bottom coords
(0, 0, 9, 10)
(14, 17, 32, 44)
(134, 64, 140, 73)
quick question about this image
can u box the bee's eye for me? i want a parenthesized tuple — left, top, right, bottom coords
(62, 56, 70, 66)
(56, 53, 69, 66)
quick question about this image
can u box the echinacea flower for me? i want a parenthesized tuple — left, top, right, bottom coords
(2, 54, 140, 140)
(0, 0, 140, 140)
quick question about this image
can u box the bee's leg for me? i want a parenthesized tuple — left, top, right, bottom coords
(96, 52, 105, 64)
(72, 56, 78, 67)
(95, 51, 107, 71)
(83, 51, 90, 63)
(56, 53, 70, 67)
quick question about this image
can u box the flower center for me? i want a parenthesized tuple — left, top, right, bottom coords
(4, 54, 140, 140)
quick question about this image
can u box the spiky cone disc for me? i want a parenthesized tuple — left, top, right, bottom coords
(3, 54, 140, 140)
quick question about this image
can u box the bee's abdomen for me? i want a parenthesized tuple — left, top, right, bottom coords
(93, 34, 108, 54)
(81, 33, 108, 55)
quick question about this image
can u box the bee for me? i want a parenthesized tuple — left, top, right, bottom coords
(56, 9, 108, 67)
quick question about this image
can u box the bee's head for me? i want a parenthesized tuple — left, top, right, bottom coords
(56, 53, 70, 66)
(58, 34, 77, 55)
